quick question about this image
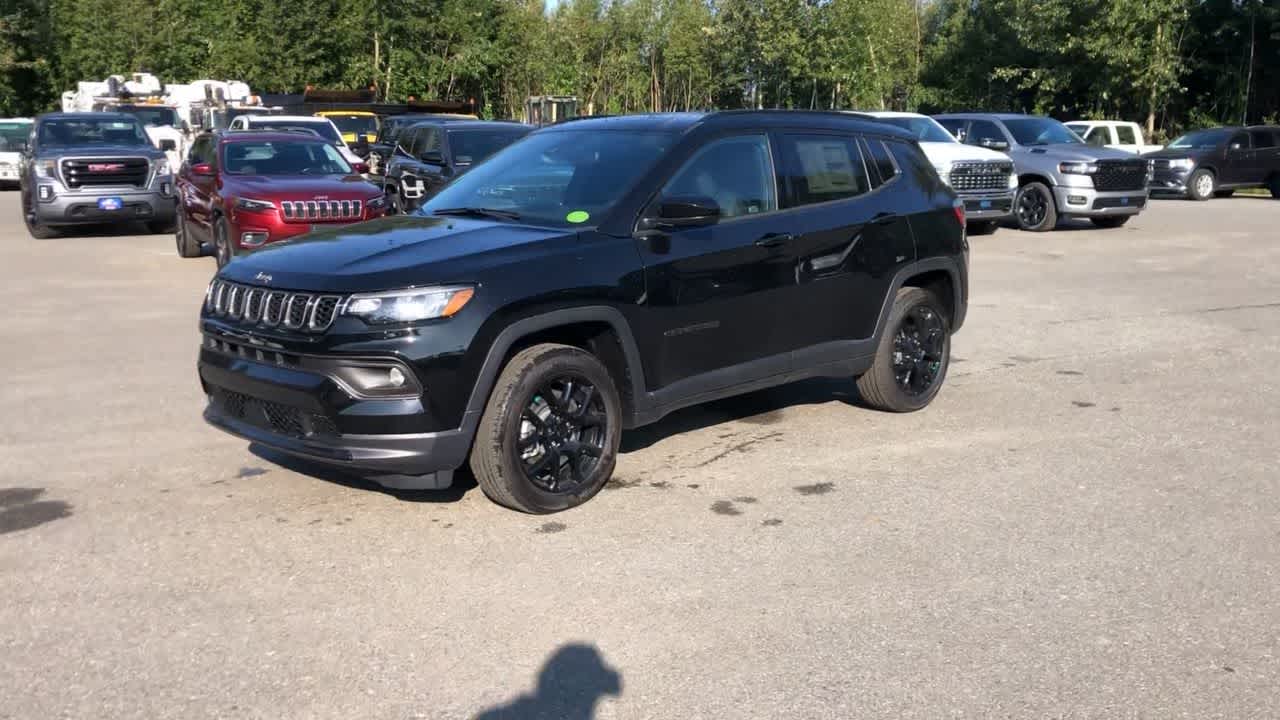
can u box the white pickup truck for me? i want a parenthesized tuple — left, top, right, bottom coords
(1064, 120, 1162, 155)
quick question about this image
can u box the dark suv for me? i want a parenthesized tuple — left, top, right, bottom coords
(1146, 126, 1280, 200)
(197, 111, 968, 513)
(381, 119, 531, 213)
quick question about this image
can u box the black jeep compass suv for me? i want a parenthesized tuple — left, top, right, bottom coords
(198, 111, 969, 513)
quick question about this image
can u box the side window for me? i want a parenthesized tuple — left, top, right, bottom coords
(421, 128, 442, 155)
(779, 133, 870, 207)
(1115, 125, 1138, 145)
(967, 120, 1006, 148)
(1084, 127, 1110, 147)
(862, 137, 898, 188)
(399, 128, 419, 155)
(188, 136, 210, 164)
(937, 118, 966, 141)
(1228, 132, 1250, 150)
(660, 134, 777, 219)
(1250, 130, 1275, 149)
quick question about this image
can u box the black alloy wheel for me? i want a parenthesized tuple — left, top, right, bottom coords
(1015, 182, 1056, 232)
(517, 375, 608, 494)
(891, 304, 947, 398)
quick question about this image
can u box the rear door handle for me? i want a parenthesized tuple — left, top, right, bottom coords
(755, 233, 795, 248)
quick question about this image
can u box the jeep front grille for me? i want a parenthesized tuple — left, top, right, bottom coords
(949, 161, 1013, 193)
(205, 280, 343, 333)
(61, 157, 150, 189)
(280, 199, 363, 222)
(1093, 160, 1148, 191)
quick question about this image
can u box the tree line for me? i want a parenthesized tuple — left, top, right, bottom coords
(1, 0, 1277, 140)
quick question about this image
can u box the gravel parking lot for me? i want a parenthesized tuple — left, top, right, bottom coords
(1, 193, 1278, 719)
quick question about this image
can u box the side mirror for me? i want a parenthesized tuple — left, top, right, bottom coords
(191, 162, 214, 177)
(159, 139, 177, 152)
(640, 196, 721, 232)
(980, 139, 1009, 151)
(420, 150, 444, 164)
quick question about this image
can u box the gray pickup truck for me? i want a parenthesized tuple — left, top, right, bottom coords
(20, 112, 176, 239)
(934, 113, 1150, 232)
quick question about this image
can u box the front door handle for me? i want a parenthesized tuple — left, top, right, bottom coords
(754, 233, 795, 248)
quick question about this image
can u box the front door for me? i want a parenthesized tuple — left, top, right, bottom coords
(179, 135, 217, 243)
(1221, 132, 1252, 186)
(636, 133, 795, 392)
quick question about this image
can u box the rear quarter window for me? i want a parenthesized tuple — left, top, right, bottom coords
(886, 140, 942, 191)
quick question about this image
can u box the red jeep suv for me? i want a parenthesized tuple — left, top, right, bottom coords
(174, 131, 389, 266)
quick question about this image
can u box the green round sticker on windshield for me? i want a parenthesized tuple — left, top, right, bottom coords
(565, 210, 590, 224)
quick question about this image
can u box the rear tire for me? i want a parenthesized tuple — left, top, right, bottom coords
(174, 210, 201, 258)
(857, 287, 951, 413)
(967, 220, 999, 236)
(470, 343, 622, 514)
(22, 191, 56, 239)
(1187, 169, 1214, 201)
(1014, 182, 1057, 232)
(1089, 216, 1130, 229)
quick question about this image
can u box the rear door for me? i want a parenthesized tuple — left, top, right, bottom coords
(1113, 124, 1140, 153)
(770, 131, 917, 360)
(1247, 129, 1279, 185)
(636, 133, 797, 391)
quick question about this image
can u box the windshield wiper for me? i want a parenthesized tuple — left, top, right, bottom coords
(431, 207, 522, 221)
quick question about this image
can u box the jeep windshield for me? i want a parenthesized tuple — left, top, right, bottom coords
(1167, 129, 1230, 150)
(1004, 118, 1082, 146)
(875, 116, 955, 143)
(251, 120, 342, 144)
(421, 130, 672, 227)
(38, 118, 149, 147)
(222, 141, 351, 176)
(327, 115, 378, 137)
(119, 106, 180, 128)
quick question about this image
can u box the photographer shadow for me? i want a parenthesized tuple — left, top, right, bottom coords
(475, 643, 622, 720)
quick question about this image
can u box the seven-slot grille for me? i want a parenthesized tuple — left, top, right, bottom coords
(61, 157, 150, 188)
(206, 280, 343, 332)
(280, 199, 363, 222)
(948, 161, 1013, 193)
(1093, 160, 1148, 191)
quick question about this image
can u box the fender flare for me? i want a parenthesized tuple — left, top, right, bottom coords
(460, 305, 650, 431)
(870, 257, 967, 339)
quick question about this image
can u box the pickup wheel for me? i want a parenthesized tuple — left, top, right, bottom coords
(470, 343, 622, 514)
(1014, 182, 1057, 232)
(967, 220, 999, 236)
(1089, 216, 1130, 229)
(857, 287, 950, 413)
(22, 190, 57, 239)
(174, 210, 201, 258)
(213, 217, 233, 268)
(1187, 169, 1214, 201)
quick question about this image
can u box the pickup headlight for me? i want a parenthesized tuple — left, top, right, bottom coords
(33, 159, 57, 178)
(1007, 172, 1019, 189)
(344, 286, 474, 325)
(1059, 162, 1098, 175)
(235, 197, 276, 212)
(932, 163, 952, 187)
(1168, 158, 1195, 170)
(153, 157, 172, 175)
(367, 194, 389, 210)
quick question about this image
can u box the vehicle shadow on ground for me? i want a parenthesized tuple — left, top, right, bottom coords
(0, 487, 73, 535)
(474, 643, 622, 720)
(621, 376, 861, 453)
(37, 222, 168, 240)
(248, 444, 480, 503)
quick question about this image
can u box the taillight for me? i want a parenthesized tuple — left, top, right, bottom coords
(952, 198, 965, 226)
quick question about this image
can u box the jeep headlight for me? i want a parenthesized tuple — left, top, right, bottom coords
(344, 286, 474, 325)
(932, 163, 952, 186)
(235, 197, 276, 212)
(1059, 161, 1099, 175)
(366, 194, 389, 210)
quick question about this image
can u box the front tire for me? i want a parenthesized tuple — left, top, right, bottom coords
(22, 190, 57, 239)
(1089, 216, 1130, 229)
(470, 343, 622, 514)
(1014, 182, 1057, 232)
(213, 217, 233, 268)
(1187, 169, 1214, 201)
(967, 220, 999, 236)
(857, 287, 951, 413)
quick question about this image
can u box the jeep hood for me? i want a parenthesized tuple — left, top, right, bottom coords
(1018, 144, 1138, 162)
(228, 175, 380, 198)
(919, 141, 1010, 165)
(219, 214, 573, 293)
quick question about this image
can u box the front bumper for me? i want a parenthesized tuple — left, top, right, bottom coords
(958, 191, 1015, 220)
(1148, 167, 1191, 195)
(1052, 186, 1147, 217)
(33, 181, 177, 225)
(197, 335, 472, 488)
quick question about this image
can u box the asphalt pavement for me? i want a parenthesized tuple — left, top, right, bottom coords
(1, 194, 1278, 719)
